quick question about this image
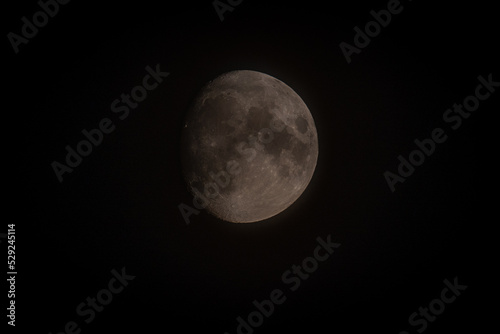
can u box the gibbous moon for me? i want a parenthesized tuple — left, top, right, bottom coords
(181, 70, 318, 223)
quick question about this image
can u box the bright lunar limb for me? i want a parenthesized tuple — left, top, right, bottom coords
(181, 70, 318, 223)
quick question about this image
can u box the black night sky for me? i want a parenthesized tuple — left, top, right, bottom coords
(6, 1, 496, 333)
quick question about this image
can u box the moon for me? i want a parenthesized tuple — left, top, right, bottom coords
(181, 70, 318, 223)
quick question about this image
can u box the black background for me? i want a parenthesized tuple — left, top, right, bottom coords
(5, 0, 496, 333)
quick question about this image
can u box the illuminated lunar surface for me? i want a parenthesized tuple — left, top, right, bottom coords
(181, 70, 318, 223)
